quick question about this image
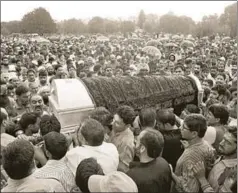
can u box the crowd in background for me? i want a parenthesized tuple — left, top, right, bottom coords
(0, 32, 237, 193)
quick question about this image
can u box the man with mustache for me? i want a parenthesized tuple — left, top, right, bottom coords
(29, 94, 49, 117)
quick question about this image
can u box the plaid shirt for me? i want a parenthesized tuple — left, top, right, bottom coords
(33, 157, 77, 192)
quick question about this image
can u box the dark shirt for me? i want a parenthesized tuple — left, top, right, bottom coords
(127, 157, 172, 193)
(161, 129, 184, 170)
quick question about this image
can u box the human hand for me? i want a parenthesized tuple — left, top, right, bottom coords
(192, 161, 206, 180)
(180, 140, 189, 149)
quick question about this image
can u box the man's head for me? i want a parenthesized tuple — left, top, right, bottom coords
(2, 57, 9, 66)
(0, 108, 8, 133)
(90, 107, 113, 134)
(9, 77, 20, 88)
(112, 105, 135, 133)
(215, 73, 226, 86)
(38, 86, 50, 98)
(181, 114, 207, 141)
(194, 62, 201, 75)
(77, 118, 104, 146)
(209, 85, 220, 100)
(207, 104, 229, 126)
(68, 65, 77, 78)
(28, 82, 39, 94)
(139, 108, 156, 129)
(210, 66, 218, 78)
(180, 104, 200, 120)
(55, 64, 64, 77)
(30, 94, 44, 116)
(218, 126, 237, 156)
(38, 69, 48, 86)
(75, 158, 104, 193)
(15, 84, 30, 106)
(19, 112, 40, 136)
(217, 61, 225, 72)
(174, 65, 185, 76)
(2, 139, 35, 179)
(156, 109, 176, 131)
(135, 128, 164, 159)
(44, 131, 68, 160)
(27, 69, 36, 82)
(47, 65, 55, 76)
(40, 114, 61, 136)
(202, 79, 214, 89)
(104, 66, 113, 77)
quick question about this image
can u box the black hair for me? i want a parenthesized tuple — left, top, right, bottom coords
(39, 114, 61, 136)
(54, 64, 63, 71)
(116, 105, 136, 126)
(38, 69, 48, 77)
(18, 112, 38, 132)
(185, 104, 200, 114)
(203, 79, 214, 88)
(27, 68, 36, 75)
(140, 129, 164, 158)
(184, 114, 207, 138)
(216, 72, 226, 80)
(2, 139, 34, 179)
(44, 131, 68, 160)
(139, 108, 156, 128)
(90, 107, 113, 127)
(15, 84, 29, 96)
(75, 158, 104, 193)
(208, 104, 229, 125)
(80, 118, 104, 146)
(156, 109, 176, 126)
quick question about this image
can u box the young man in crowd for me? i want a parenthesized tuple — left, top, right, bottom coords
(109, 105, 136, 173)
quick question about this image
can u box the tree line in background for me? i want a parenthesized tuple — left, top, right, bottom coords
(1, 2, 237, 37)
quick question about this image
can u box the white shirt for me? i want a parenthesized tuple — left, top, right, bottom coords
(65, 142, 119, 176)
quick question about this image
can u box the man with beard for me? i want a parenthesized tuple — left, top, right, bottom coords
(192, 126, 237, 192)
(193, 62, 203, 80)
(1, 56, 9, 73)
(30, 94, 48, 117)
(104, 66, 114, 77)
(127, 129, 172, 193)
(210, 66, 218, 79)
(170, 114, 215, 193)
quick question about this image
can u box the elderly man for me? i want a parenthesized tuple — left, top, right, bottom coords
(29, 94, 49, 117)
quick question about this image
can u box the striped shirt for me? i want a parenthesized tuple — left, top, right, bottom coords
(173, 139, 215, 192)
(33, 157, 77, 192)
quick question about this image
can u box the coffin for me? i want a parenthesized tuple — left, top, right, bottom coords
(49, 74, 202, 133)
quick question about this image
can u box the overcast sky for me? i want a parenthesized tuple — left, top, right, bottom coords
(1, 1, 235, 22)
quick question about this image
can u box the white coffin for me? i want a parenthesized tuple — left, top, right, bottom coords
(49, 79, 95, 133)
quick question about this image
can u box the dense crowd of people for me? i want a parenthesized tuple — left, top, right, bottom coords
(0, 32, 237, 192)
